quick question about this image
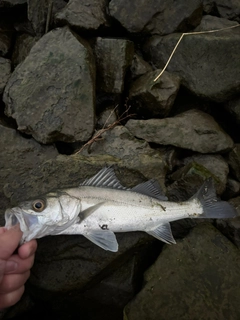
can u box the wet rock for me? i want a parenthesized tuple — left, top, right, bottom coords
(0, 125, 58, 224)
(129, 69, 180, 118)
(130, 53, 152, 79)
(227, 144, 240, 181)
(3, 27, 96, 144)
(0, 57, 11, 94)
(94, 37, 134, 94)
(109, 0, 202, 35)
(124, 223, 240, 320)
(12, 33, 37, 67)
(144, 24, 240, 102)
(126, 109, 234, 153)
(225, 96, 240, 125)
(55, 0, 109, 31)
(80, 125, 168, 187)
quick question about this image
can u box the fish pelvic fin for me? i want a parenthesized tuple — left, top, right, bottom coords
(147, 222, 176, 244)
(84, 229, 119, 252)
(194, 178, 237, 219)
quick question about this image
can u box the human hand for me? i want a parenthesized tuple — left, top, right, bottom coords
(0, 225, 37, 310)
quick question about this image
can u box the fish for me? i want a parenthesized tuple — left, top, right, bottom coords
(4, 166, 237, 252)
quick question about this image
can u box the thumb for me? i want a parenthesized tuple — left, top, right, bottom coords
(0, 225, 22, 260)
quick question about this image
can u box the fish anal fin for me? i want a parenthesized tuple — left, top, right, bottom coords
(84, 229, 119, 252)
(132, 179, 168, 201)
(147, 222, 176, 244)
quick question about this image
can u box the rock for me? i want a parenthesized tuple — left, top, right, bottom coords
(109, 0, 202, 35)
(126, 109, 234, 153)
(96, 106, 118, 129)
(12, 33, 37, 67)
(80, 125, 168, 188)
(3, 27, 96, 144)
(222, 178, 240, 199)
(0, 0, 26, 8)
(130, 53, 153, 79)
(225, 96, 240, 125)
(0, 57, 11, 94)
(227, 144, 240, 181)
(182, 154, 229, 194)
(124, 223, 240, 320)
(215, 0, 240, 22)
(129, 69, 180, 118)
(27, 0, 49, 36)
(55, 0, 109, 31)
(195, 14, 239, 31)
(144, 24, 240, 102)
(0, 124, 58, 224)
(94, 37, 134, 94)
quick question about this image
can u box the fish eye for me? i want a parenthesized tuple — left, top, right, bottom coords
(32, 199, 45, 212)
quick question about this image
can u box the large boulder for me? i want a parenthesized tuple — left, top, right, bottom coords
(3, 27, 96, 144)
(124, 223, 240, 320)
(109, 0, 202, 35)
(126, 109, 234, 153)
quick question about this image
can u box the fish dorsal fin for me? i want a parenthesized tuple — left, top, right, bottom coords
(79, 167, 128, 190)
(84, 229, 119, 252)
(147, 223, 176, 244)
(131, 179, 168, 201)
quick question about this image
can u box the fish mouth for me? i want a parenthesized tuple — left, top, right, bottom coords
(5, 208, 38, 231)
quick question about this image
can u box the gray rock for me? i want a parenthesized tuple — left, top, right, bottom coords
(94, 37, 134, 94)
(124, 223, 240, 320)
(126, 109, 234, 153)
(27, 0, 49, 36)
(223, 178, 240, 199)
(3, 27, 96, 144)
(130, 53, 153, 79)
(215, 0, 240, 22)
(0, 124, 57, 224)
(227, 144, 240, 181)
(109, 0, 202, 35)
(144, 25, 240, 102)
(96, 106, 118, 129)
(80, 125, 168, 187)
(225, 96, 240, 124)
(129, 69, 180, 118)
(55, 0, 108, 31)
(0, 57, 11, 94)
(195, 14, 239, 31)
(0, 0, 26, 8)
(0, 21, 13, 57)
(12, 33, 37, 67)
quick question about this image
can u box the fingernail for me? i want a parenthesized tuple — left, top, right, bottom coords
(5, 260, 18, 273)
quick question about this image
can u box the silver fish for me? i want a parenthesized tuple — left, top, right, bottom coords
(4, 167, 237, 252)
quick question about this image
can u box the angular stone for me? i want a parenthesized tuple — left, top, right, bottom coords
(12, 33, 37, 67)
(0, 21, 13, 56)
(124, 224, 240, 320)
(223, 178, 240, 199)
(109, 0, 202, 35)
(3, 27, 96, 144)
(227, 144, 240, 181)
(144, 25, 240, 102)
(129, 69, 180, 117)
(94, 37, 134, 93)
(130, 53, 152, 79)
(195, 14, 239, 31)
(215, 0, 240, 22)
(0, 0, 26, 8)
(0, 57, 11, 94)
(27, 0, 49, 36)
(126, 109, 234, 153)
(55, 0, 108, 31)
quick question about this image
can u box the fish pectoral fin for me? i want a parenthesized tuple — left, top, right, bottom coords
(79, 202, 105, 221)
(84, 230, 119, 252)
(147, 223, 176, 244)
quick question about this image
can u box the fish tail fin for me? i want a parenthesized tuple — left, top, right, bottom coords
(194, 178, 237, 219)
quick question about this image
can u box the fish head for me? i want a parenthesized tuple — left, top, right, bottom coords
(5, 191, 81, 243)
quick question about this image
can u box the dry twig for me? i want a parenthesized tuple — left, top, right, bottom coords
(75, 105, 134, 154)
(154, 24, 240, 82)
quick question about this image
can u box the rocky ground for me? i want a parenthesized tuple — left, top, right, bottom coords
(0, 0, 240, 319)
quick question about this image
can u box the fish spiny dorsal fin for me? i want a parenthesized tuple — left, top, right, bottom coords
(79, 166, 129, 190)
(131, 179, 168, 201)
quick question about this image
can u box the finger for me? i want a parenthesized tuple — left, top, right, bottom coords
(0, 286, 24, 309)
(0, 271, 30, 294)
(0, 225, 22, 260)
(18, 240, 37, 260)
(5, 254, 35, 275)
